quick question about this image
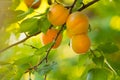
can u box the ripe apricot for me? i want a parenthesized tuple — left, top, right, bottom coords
(24, 0, 41, 9)
(71, 34, 90, 54)
(47, 3, 69, 26)
(66, 29, 73, 38)
(42, 29, 62, 48)
(66, 12, 89, 36)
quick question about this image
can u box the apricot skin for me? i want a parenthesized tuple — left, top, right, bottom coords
(66, 12, 89, 37)
(71, 34, 90, 54)
(42, 29, 62, 48)
(47, 4, 69, 26)
(24, 0, 41, 9)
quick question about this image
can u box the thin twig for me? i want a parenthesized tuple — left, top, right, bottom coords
(24, 43, 39, 49)
(89, 48, 96, 57)
(29, 72, 32, 80)
(44, 75, 47, 80)
(0, 31, 41, 53)
(78, 0, 99, 11)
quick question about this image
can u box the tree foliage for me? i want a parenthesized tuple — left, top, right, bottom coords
(0, 0, 120, 80)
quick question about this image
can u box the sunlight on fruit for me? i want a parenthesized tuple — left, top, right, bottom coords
(71, 34, 91, 54)
(110, 16, 120, 31)
(66, 12, 89, 36)
(47, 3, 69, 26)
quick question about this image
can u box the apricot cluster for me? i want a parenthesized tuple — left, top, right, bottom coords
(42, 3, 91, 53)
(66, 12, 91, 54)
(41, 3, 69, 49)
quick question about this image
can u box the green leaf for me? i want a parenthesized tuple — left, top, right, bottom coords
(20, 17, 39, 33)
(34, 72, 44, 80)
(79, 53, 88, 66)
(72, 0, 83, 12)
(13, 56, 32, 65)
(92, 55, 104, 67)
(87, 68, 114, 80)
(13, 55, 39, 66)
(0, 64, 23, 80)
(36, 62, 57, 75)
(34, 43, 53, 55)
(0, 61, 10, 65)
(17, 8, 34, 21)
(38, 16, 51, 33)
(98, 42, 119, 54)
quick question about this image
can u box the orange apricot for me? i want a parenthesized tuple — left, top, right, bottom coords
(24, 0, 41, 9)
(66, 29, 73, 38)
(66, 12, 89, 36)
(42, 29, 62, 48)
(71, 34, 90, 54)
(47, 3, 69, 26)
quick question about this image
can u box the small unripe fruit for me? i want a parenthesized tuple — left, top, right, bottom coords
(47, 3, 69, 26)
(66, 12, 89, 37)
(71, 34, 90, 54)
(24, 0, 41, 9)
(42, 29, 62, 48)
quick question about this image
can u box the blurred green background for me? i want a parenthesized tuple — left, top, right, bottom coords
(0, 0, 120, 80)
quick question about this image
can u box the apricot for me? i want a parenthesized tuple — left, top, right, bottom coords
(71, 34, 90, 54)
(47, 3, 69, 26)
(24, 0, 41, 9)
(42, 29, 62, 48)
(66, 29, 73, 38)
(66, 12, 89, 36)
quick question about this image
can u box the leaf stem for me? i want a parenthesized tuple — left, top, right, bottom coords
(90, 48, 118, 75)
(104, 59, 117, 75)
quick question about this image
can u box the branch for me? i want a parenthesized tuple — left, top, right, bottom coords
(78, 0, 99, 11)
(25, 25, 64, 73)
(0, 31, 41, 53)
(25, 0, 100, 74)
